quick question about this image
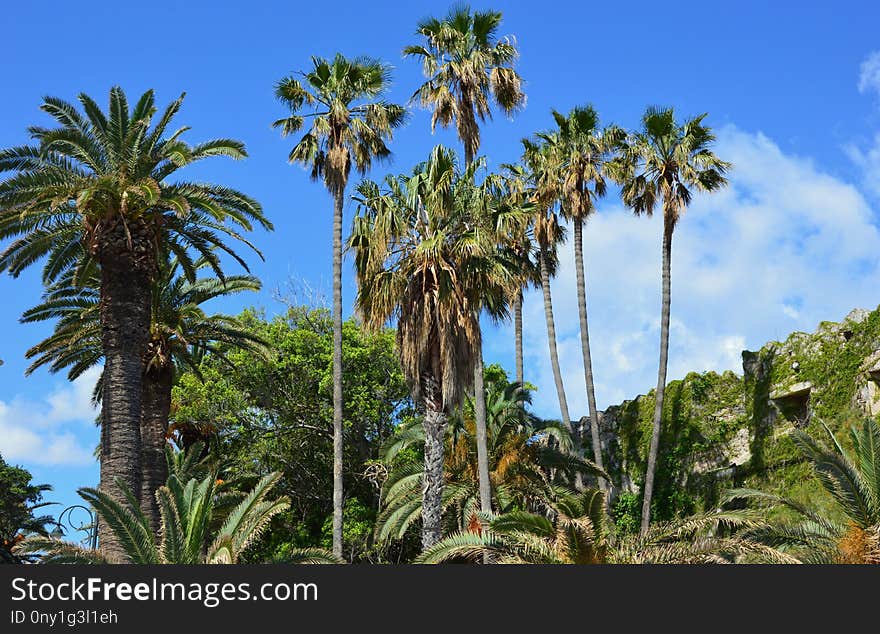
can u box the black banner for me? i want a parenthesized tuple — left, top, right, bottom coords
(0, 564, 875, 630)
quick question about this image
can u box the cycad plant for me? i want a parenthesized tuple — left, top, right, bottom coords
(17, 447, 340, 564)
(273, 54, 406, 558)
(21, 256, 264, 535)
(724, 419, 880, 563)
(0, 87, 269, 558)
(418, 488, 793, 564)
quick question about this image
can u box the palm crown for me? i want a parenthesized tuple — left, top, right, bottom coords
(611, 107, 730, 228)
(273, 54, 407, 195)
(0, 86, 270, 284)
(404, 4, 525, 164)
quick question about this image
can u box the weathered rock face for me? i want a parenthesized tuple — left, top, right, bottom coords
(584, 305, 880, 522)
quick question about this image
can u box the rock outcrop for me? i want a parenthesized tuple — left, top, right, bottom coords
(582, 305, 880, 520)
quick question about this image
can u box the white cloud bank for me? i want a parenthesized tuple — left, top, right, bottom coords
(0, 366, 99, 466)
(501, 126, 880, 419)
(858, 50, 880, 96)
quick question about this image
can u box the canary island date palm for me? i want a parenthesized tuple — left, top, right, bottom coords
(351, 145, 512, 548)
(723, 419, 880, 563)
(0, 87, 269, 559)
(273, 54, 406, 558)
(405, 5, 526, 522)
(610, 108, 729, 534)
(540, 106, 626, 492)
(21, 256, 264, 536)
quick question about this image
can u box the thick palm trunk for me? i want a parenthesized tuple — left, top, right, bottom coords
(539, 249, 573, 435)
(473, 330, 492, 516)
(573, 221, 606, 492)
(140, 363, 172, 538)
(640, 219, 674, 536)
(97, 220, 152, 561)
(332, 188, 345, 559)
(422, 374, 447, 550)
(514, 291, 524, 391)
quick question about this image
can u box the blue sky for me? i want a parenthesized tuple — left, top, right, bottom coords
(3, 0, 880, 520)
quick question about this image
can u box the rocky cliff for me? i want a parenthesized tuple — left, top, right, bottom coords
(584, 306, 880, 524)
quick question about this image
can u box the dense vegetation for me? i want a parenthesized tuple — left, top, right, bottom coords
(1, 4, 876, 565)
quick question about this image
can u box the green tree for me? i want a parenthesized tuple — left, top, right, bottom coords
(0, 87, 269, 558)
(169, 306, 411, 562)
(611, 108, 729, 534)
(21, 256, 264, 535)
(405, 4, 526, 521)
(351, 145, 513, 548)
(0, 453, 52, 564)
(273, 55, 406, 558)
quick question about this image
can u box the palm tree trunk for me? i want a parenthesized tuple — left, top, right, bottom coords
(332, 188, 345, 559)
(140, 363, 172, 539)
(473, 330, 492, 516)
(514, 290, 524, 391)
(573, 221, 606, 492)
(538, 249, 573, 435)
(97, 220, 152, 561)
(640, 218, 674, 536)
(422, 374, 447, 550)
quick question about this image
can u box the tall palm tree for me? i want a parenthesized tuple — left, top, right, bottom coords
(0, 87, 269, 559)
(542, 106, 624, 492)
(405, 4, 526, 520)
(611, 108, 729, 535)
(21, 256, 264, 536)
(724, 419, 880, 564)
(520, 137, 571, 440)
(351, 145, 511, 548)
(273, 54, 406, 558)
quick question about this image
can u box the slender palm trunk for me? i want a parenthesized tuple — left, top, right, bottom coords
(473, 330, 492, 516)
(140, 363, 172, 538)
(331, 188, 345, 559)
(573, 221, 606, 491)
(538, 249, 573, 434)
(422, 373, 447, 550)
(97, 220, 152, 561)
(640, 218, 674, 536)
(464, 150, 492, 538)
(514, 290, 524, 391)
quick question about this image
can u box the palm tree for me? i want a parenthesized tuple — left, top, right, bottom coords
(0, 87, 269, 559)
(351, 145, 511, 548)
(724, 419, 880, 563)
(404, 4, 525, 166)
(519, 137, 572, 440)
(611, 108, 729, 534)
(542, 106, 624, 492)
(418, 489, 791, 564)
(375, 378, 600, 543)
(273, 55, 406, 559)
(21, 256, 265, 536)
(405, 5, 526, 521)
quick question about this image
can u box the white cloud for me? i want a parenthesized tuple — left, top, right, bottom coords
(845, 135, 880, 197)
(501, 126, 880, 419)
(858, 51, 880, 95)
(0, 367, 99, 466)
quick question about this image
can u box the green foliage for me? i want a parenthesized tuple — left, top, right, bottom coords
(0, 454, 53, 563)
(171, 305, 411, 562)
